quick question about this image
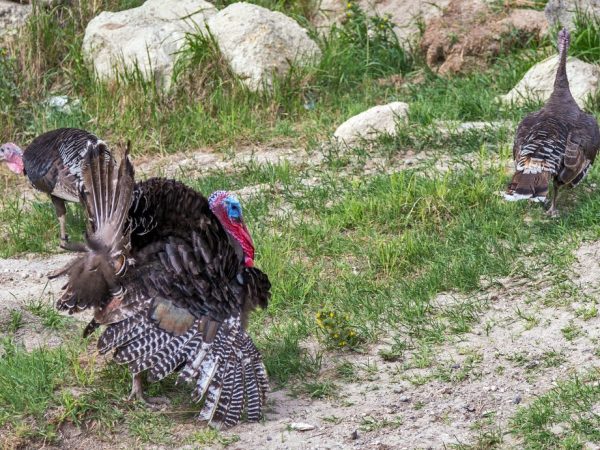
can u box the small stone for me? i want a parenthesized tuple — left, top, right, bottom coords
(399, 395, 411, 403)
(451, 363, 461, 370)
(490, 385, 498, 392)
(333, 102, 409, 146)
(513, 394, 522, 404)
(351, 430, 359, 440)
(466, 404, 476, 412)
(525, 360, 539, 369)
(290, 422, 315, 431)
(267, 436, 272, 441)
(21, 273, 29, 279)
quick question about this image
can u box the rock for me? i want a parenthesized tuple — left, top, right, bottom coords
(312, 0, 450, 46)
(82, 0, 217, 89)
(206, 2, 321, 91)
(435, 120, 513, 135)
(334, 102, 409, 146)
(399, 395, 411, 402)
(545, 0, 600, 30)
(498, 8, 549, 37)
(422, 0, 547, 75)
(0, 0, 31, 40)
(45, 95, 81, 115)
(290, 422, 316, 431)
(497, 55, 600, 108)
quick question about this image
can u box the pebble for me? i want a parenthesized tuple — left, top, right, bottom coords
(351, 430, 359, 440)
(451, 363, 461, 370)
(399, 395, 411, 402)
(290, 422, 315, 431)
(513, 394, 522, 404)
(21, 273, 29, 279)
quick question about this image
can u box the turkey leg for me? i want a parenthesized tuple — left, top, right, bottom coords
(128, 373, 171, 407)
(546, 180, 560, 218)
(50, 195, 70, 247)
(51, 195, 86, 251)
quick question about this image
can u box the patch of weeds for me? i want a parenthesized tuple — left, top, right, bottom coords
(335, 361, 358, 382)
(0, 339, 74, 440)
(570, 10, 600, 64)
(260, 330, 322, 385)
(316, 309, 363, 349)
(511, 371, 600, 447)
(322, 415, 342, 424)
(298, 380, 338, 399)
(436, 352, 483, 383)
(541, 350, 566, 369)
(127, 410, 174, 444)
(359, 414, 403, 432)
(6, 310, 23, 334)
(561, 322, 584, 341)
(25, 299, 70, 330)
(408, 343, 435, 369)
(379, 338, 408, 362)
(515, 307, 539, 330)
(576, 304, 598, 321)
(414, 401, 425, 410)
(185, 428, 240, 447)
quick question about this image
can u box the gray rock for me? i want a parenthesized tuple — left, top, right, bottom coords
(82, 0, 216, 89)
(0, 0, 31, 39)
(497, 55, 600, 109)
(545, 0, 600, 30)
(312, 0, 450, 46)
(206, 2, 321, 91)
(334, 102, 409, 146)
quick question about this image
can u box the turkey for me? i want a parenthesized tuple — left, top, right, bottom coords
(504, 28, 600, 216)
(50, 145, 271, 428)
(0, 128, 111, 249)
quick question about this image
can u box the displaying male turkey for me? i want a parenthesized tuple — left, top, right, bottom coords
(0, 128, 110, 249)
(51, 146, 271, 428)
(504, 28, 600, 216)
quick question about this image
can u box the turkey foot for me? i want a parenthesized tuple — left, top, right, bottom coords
(59, 237, 87, 252)
(128, 373, 171, 408)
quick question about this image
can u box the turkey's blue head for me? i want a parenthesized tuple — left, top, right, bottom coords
(0, 143, 24, 175)
(209, 191, 255, 267)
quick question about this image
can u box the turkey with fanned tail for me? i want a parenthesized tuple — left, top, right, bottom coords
(504, 28, 600, 216)
(0, 128, 113, 249)
(51, 145, 271, 428)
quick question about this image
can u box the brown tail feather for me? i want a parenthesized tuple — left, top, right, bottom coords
(505, 171, 550, 202)
(54, 143, 135, 314)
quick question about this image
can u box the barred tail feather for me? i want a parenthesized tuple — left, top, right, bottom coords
(179, 315, 268, 428)
(504, 170, 550, 202)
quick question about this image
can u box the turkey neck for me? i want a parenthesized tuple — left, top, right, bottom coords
(546, 40, 579, 117)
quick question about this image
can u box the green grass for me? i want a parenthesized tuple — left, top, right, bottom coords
(511, 370, 600, 448)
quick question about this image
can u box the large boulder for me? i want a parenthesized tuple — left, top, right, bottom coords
(313, 0, 450, 46)
(82, 0, 216, 89)
(497, 55, 600, 108)
(206, 2, 321, 91)
(0, 0, 31, 40)
(334, 102, 409, 146)
(545, 0, 600, 29)
(422, 0, 548, 75)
